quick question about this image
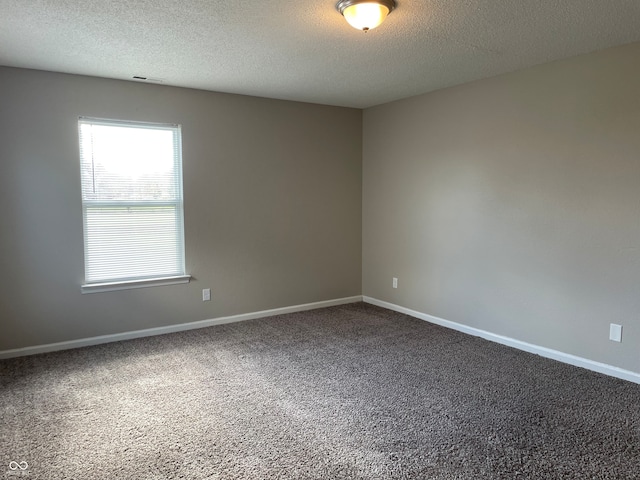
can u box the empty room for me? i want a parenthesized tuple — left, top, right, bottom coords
(1, 1, 639, 478)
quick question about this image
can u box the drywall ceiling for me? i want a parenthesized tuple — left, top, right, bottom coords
(1, 0, 640, 108)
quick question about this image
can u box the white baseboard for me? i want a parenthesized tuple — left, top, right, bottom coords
(0, 296, 363, 360)
(6, 294, 638, 385)
(363, 296, 640, 385)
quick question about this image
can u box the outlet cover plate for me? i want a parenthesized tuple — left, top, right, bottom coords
(609, 323, 622, 342)
(202, 288, 211, 302)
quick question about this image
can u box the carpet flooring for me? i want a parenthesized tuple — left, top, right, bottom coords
(1, 302, 639, 479)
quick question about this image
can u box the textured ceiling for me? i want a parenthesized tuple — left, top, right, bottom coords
(1, 0, 640, 108)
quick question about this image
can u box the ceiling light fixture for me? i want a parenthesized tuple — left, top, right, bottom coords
(336, 0, 396, 32)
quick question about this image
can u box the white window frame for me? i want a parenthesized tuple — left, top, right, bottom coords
(78, 117, 190, 293)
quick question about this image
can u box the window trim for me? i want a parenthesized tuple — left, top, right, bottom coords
(78, 116, 189, 292)
(81, 275, 191, 294)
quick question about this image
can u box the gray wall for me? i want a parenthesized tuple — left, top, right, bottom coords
(363, 42, 640, 373)
(0, 67, 362, 351)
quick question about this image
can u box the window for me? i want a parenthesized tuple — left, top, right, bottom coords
(79, 117, 189, 293)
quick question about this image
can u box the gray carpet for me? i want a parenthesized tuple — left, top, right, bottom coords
(1, 302, 639, 479)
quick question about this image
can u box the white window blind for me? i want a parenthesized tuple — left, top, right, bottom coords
(79, 117, 187, 289)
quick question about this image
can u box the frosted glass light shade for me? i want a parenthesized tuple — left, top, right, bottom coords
(337, 0, 396, 32)
(344, 3, 389, 31)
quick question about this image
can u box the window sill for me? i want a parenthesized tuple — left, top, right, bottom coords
(81, 275, 191, 294)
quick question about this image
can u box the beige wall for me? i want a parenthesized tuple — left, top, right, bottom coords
(3, 41, 639, 374)
(363, 42, 640, 373)
(0, 67, 362, 351)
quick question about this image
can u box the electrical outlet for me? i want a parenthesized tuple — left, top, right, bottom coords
(202, 288, 211, 302)
(609, 323, 622, 342)
(393, 277, 398, 289)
